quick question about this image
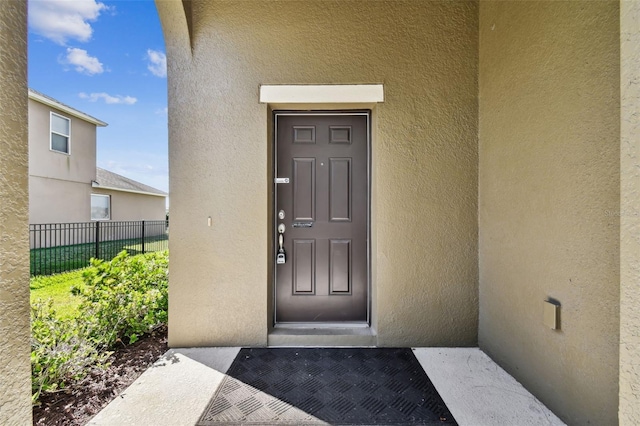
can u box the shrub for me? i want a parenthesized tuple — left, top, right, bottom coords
(30, 300, 109, 403)
(73, 250, 169, 346)
(31, 250, 168, 403)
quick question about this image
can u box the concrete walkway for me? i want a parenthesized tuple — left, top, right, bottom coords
(88, 347, 565, 426)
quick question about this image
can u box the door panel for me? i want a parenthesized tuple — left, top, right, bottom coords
(293, 126, 316, 144)
(329, 158, 352, 222)
(292, 158, 315, 221)
(293, 239, 315, 294)
(329, 126, 352, 144)
(275, 113, 368, 323)
(329, 239, 351, 294)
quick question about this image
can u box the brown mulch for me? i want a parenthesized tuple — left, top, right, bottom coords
(32, 326, 168, 426)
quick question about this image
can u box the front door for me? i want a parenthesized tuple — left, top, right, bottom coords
(274, 112, 369, 323)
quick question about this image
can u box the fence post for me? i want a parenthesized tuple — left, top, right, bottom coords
(95, 220, 100, 259)
(141, 220, 146, 254)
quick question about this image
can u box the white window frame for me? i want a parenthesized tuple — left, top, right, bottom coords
(91, 194, 111, 221)
(50, 112, 71, 154)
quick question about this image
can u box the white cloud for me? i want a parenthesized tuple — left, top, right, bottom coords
(146, 50, 167, 78)
(64, 48, 103, 75)
(155, 107, 168, 115)
(79, 92, 137, 105)
(29, 0, 109, 45)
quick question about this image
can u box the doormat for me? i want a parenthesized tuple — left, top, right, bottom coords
(197, 348, 456, 425)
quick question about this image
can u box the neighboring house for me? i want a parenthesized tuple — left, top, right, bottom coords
(92, 167, 167, 222)
(28, 89, 167, 224)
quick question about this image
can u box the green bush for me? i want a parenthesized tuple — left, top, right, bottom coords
(73, 250, 169, 346)
(31, 250, 168, 403)
(30, 300, 110, 402)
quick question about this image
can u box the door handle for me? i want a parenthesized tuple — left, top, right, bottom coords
(277, 223, 286, 264)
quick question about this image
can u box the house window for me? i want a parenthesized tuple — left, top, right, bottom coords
(50, 112, 70, 154)
(91, 194, 110, 220)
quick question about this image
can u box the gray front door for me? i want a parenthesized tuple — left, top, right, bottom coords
(274, 112, 369, 323)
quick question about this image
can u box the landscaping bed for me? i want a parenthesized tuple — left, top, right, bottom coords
(30, 250, 169, 425)
(33, 326, 167, 426)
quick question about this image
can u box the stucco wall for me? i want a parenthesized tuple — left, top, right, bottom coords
(620, 1, 640, 424)
(158, 0, 478, 347)
(478, 2, 620, 425)
(28, 99, 97, 184)
(0, 1, 32, 424)
(92, 188, 167, 221)
(29, 177, 92, 224)
(29, 98, 98, 224)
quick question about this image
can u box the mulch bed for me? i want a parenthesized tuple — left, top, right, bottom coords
(32, 326, 168, 426)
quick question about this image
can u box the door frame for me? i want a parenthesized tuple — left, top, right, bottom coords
(272, 110, 372, 327)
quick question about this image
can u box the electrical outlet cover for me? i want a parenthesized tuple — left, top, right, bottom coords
(543, 300, 560, 330)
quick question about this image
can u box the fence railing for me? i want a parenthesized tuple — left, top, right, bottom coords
(30, 220, 169, 276)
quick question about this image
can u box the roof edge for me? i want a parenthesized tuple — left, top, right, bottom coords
(29, 89, 108, 127)
(92, 182, 167, 197)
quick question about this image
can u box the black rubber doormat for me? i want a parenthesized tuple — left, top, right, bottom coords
(197, 348, 456, 425)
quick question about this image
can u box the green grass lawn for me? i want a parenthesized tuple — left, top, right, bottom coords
(31, 234, 168, 276)
(30, 270, 85, 318)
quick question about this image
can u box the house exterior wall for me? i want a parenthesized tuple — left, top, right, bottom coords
(28, 99, 97, 184)
(0, 1, 32, 423)
(92, 188, 167, 222)
(158, 0, 479, 347)
(478, 2, 620, 425)
(30, 177, 92, 224)
(620, 1, 640, 424)
(28, 98, 97, 224)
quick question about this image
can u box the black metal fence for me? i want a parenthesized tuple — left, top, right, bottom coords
(30, 220, 169, 276)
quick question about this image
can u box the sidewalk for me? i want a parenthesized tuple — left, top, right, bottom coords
(88, 347, 565, 426)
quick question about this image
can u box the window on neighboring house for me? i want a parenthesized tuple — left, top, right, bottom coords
(91, 194, 110, 220)
(50, 112, 70, 154)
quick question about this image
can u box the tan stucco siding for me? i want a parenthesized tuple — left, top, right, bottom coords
(478, 2, 620, 425)
(159, 0, 479, 347)
(620, 1, 640, 424)
(29, 181, 165, 226)
(0, 1, 31, 424)
(28, 99, 97, 185)
(28, 98, 100, 225)
(29, 176, 92, 224)
(92, 188, 167, 221)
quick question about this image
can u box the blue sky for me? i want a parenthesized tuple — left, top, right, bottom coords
(28, 0, 168, 193)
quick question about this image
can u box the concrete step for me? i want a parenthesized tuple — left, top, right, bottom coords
(268, 326, 377, 347)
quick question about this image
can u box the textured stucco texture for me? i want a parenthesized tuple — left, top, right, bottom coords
(478, 2, 620, 425)
(620, 1, 640, 424)
(0, 1, 32, 424)
(158, 0, 479, 347)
